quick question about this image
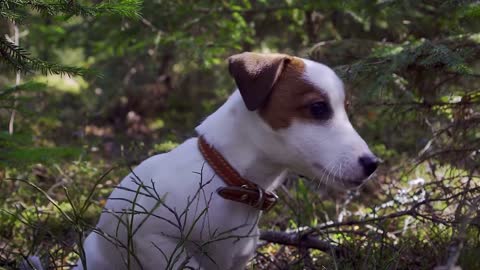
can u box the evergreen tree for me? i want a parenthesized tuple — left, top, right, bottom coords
(0, 0, 141, 165)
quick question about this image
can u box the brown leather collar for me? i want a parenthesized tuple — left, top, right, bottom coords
(197, 136, 278, 211)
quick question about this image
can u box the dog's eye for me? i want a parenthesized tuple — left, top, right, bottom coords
(309, 102, 331, 120)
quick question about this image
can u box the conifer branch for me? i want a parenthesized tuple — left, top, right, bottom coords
(0, 0, 142, 19)
(0, 0, 142, 75)
(0, 36, 89, 76)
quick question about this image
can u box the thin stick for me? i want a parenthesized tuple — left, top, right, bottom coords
(8, 21, 20, 135)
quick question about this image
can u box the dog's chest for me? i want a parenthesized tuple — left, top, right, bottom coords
(103, 138, 262, 268)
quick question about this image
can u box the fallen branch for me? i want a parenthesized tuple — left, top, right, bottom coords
(259, 230, 344, 256)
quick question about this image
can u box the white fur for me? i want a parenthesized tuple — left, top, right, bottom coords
(279, 59, 373, 186)
(75, 57, 374, 270)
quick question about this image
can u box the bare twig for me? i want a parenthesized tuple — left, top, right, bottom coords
(7, 20, 20, 135)
(259, 230, 344, 256)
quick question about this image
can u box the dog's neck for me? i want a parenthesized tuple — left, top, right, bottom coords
(196, 91, 287, 191)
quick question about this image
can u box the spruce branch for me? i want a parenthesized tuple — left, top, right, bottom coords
(0, 8, 22, 21)
(0, 36, 91, 76)
(0, 0, 141, 76)
(0, 81, 46, 99)
(329, 37, 480, 84)
(0, 0, 142, 19)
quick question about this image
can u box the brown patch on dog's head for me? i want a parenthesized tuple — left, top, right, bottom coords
(228, 52, 331, 130)
(258, 57, 330, 130)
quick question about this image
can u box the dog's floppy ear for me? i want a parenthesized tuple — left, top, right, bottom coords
(228, 52, 290, 111)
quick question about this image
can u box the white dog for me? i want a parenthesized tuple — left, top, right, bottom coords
(75, 52, 378, 270)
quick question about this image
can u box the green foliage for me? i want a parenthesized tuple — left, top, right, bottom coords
(0, 81, 45, 109)
(152, 140, 178, 154)
(0, 131, 83, 167)
(0, 0, 479, 269)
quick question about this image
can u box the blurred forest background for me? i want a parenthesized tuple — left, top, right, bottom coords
(1, 0, 480, 269)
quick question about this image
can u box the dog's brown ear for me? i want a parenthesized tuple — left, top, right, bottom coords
(228, 52, 290, 111)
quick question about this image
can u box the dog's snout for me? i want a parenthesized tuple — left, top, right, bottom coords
(358, 155, 378, 177)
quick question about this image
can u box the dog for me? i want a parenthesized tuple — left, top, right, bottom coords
(74, 52, 378, 270)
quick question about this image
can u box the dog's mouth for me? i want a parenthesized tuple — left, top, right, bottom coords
(311, 162, 367, 188)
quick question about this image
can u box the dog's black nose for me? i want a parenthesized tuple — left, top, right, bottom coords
(358, 155, 378, 176)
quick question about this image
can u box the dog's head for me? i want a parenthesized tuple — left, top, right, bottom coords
(228, 52, 378, 187)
